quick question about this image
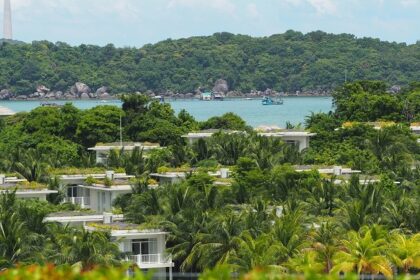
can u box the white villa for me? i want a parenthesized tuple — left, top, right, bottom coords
(43, 211, 124, 227)
(258, 131, 317, 152)
(89, 142, 161, 164)
(294, 165, 361, 175)
(182, 129, 316, 151)
(150, 168, 231, 186)
(44, 213, 174, 280)
(0, 174, 58, 200)
(60, 171, 135, 212)
(86, 220, 174, 280)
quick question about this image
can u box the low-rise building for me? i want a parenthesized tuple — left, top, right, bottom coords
(60, 171, 135, 212)
(89, 142, 161, 164)
(44, 211, 124, 227)
(258, 131, 316, 151)
(294, 165, 361, 175)
(150, 168, 231, 186)
(0, 174, 58, 200)
(182, 129, 316, 151)
(44, 213, 174, 279)
(86, 220, 174, 280)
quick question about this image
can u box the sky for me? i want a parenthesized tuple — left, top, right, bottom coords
(2, 0, 420, 47)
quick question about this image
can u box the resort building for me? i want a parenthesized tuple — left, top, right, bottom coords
(88, 142, 161, 164)
(258, 131, 316, 152)
(86, 220, 174, 280)
(59, 171, 135, 212)
(44, 213, 174, 279)
(150, 172, 187, 185)
(182, 129, 316, 151)
(43, 211, 124, 227)
(150, 168, 231, 186)
(294, 165, 361, 175)
(0, 106, 15, 118)
(0, 174, 58, 200)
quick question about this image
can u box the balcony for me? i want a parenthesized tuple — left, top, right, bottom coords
(128, 253, 173, 269)
(65, 196, 90, 208)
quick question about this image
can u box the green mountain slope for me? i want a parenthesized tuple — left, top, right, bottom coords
(0, 30, 419, 95)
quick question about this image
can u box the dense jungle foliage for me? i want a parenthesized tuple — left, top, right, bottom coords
(1, 30, 419, 94)
(0, 81, 418, 278)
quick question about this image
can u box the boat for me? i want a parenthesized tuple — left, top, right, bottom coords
(262, 96, 283, 105)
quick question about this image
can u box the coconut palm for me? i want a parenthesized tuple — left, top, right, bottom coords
(50, 226, 120, 271)
(331, 229, 392, 278)
(233, 231, 283, 273)
(388, 232, 420, 274)
(184, 212, 243, 270)
(271, 208, 308, 262)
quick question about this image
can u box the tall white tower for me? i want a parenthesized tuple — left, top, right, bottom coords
(3, 0, 12, 40)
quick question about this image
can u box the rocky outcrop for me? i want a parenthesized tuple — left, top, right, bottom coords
(0, 89, 14, 100)
(70, 82, 91, 97)
(213, 79, 229, 94)
(36, 85, 50, 94)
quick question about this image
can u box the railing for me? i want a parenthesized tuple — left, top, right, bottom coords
(65, 197, 90, 208)
(129, 254, 172, 265)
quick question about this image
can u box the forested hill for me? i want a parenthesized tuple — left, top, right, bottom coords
(0, 30, 419, 95)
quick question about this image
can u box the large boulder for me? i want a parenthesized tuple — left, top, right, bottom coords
(37, 85, 50, 94)
(70, 82, 91, 97)
(213, 79, 229, 94)
(99, 92, 112, 99)
(0, 89, 13, 100)
(96, 86, 108, 95)
(80, 92, 90, 99)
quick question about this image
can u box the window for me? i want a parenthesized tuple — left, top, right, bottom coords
(132, 239, 158, 255)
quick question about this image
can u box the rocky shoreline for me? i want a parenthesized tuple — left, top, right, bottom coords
(0, 80, 332, 101)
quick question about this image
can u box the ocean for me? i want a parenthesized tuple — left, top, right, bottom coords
(0, 97, 333, 127)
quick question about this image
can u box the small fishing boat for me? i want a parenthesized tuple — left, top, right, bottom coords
(262, 96, 283, 105)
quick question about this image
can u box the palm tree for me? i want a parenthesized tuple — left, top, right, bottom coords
(388, 232, 420, 274)
(0, 192, 39, 268)
(331, 229, 393, 278)
(11, 148, 49, 182)
(286, 250, 325, 274)
(309, 221, 339, 273)
(184, 212, 243, 271)
(271, 208, 308, 263)
(49, 226, 120, 271)
(233, 231, 283, 273)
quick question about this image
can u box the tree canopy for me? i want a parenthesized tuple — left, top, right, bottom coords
(0, 31, 419, 95)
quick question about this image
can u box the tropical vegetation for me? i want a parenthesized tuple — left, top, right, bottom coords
(0, 31, 419, 95)
(0, 81, 418, 278)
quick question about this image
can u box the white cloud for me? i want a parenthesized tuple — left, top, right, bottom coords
(167, 0, 236, 15)
(8, 0, 140, 20)
(282, 0, 338, 15)
(246, 3, 260, 18)
(306, 0, 337, 15)
(400, 0, 418, 7)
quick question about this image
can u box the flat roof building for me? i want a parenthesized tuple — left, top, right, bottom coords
(182, 129, 316, 152)
(0, 174, 58, 200)
(88, 142, 161, 164)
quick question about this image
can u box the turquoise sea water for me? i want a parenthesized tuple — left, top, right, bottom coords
(0, 97, 333, 127)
